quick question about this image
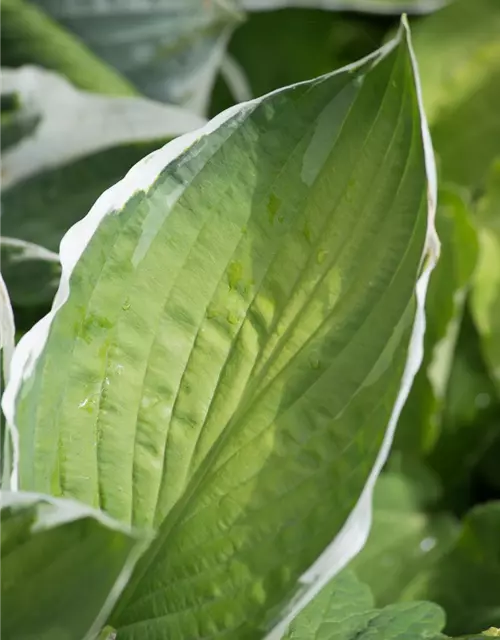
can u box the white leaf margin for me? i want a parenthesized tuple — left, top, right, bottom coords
(1, 65, 206, 189)
(1, 18, 439, 635)
(241, 0, 449, 16)
(1, 489, 151, 640)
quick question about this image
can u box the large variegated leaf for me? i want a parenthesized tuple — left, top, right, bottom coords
(242, 0, 448, 15)
(412, 0, 500, 187)
(29, 0, 243, 113)
(3, 21, 437, 639)
(0, 65, 205, 306)
(471, 160, 500, 395)
(1, 490, 149, 640)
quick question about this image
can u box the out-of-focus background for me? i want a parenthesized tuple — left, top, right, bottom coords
(1, 1, 499, 635)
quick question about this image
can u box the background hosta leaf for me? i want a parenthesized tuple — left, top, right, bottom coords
(0, 0, 136, 96)
(412, 0, 500, 187)
(28, 0, 243, 113)
(471, 160, 500, 395)
(4, 23, 437, 639)
(282, 569, 446, 640)
(1, 66, 206, 187)
(0, 65, 205, 306)
(350, 470, 458, 607)
(1, 491, 149, 640)
(241, 0, 448, 15)
(407, 502, 500, 635)
(395, 188, 478, 454)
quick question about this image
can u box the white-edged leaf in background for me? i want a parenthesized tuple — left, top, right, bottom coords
(3, 19, 438, 639)
(29, 0, 244, 114)
(1, 66, 206, 187)
(1, 490, 151, 640)
(1, 65, 205, 306)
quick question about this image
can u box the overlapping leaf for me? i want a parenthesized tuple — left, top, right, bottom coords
(4, 22, 436, 639)
(1, 490, 149, 640)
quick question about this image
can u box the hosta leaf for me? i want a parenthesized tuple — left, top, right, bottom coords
(1, 490, 149, 640)
(241, 0, 448, 15)
(3, 21, 437, 639)
(1, 66, 205, 187)
(1, 0, 136, 96)
(407, 502, 500, 635)
(395, 188, 478, 454)
(471, 160, 500, 395)
(29, 0, 243, 113)
(282, 569, 446, 640)
(350, 471, 458, 608)
(412, 0, 500, 187)
(1, 65, 205, 306)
